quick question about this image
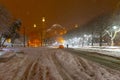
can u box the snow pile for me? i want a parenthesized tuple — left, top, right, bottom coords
(55, 50, 120, 80)
(75, 46, 120, 58)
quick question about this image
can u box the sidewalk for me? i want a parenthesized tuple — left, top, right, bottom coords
(73, 46, 120, 58)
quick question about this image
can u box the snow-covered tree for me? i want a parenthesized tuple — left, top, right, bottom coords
(105, 26, 120, 46)
(105, 1, 120, 46)
(2, 19, 22, 47)
(0, 5, 22, 47)
(0, 5, 13, 47)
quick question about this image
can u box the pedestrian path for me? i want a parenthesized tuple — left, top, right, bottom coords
(74, 46, 120, 58)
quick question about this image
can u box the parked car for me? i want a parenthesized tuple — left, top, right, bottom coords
(58, 45, 64, 49)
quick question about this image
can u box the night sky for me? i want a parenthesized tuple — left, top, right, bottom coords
(0, 0, 119, 29)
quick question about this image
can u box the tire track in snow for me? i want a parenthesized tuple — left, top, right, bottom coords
(51, 51, 73, 80)
(12, 56, 32, 80)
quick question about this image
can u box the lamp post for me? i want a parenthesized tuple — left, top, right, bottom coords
(33, 17, 46, 47)
(23, 26, 26, 47)
(41, 17, 46, 46)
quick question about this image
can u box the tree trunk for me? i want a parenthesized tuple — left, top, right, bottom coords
(41, 32, 43, 47)
(1, 38, 6, 47)
(0, 34, 3, 47)
(111, 39, 114, 46)
(91, 32, 94, 46)
(99, 32, 102, 47)
(82, 37, 84, 47)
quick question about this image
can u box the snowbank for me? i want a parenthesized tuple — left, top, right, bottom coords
(74, 46, 120, 58)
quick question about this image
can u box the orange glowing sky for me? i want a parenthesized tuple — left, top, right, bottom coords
(0, 0, 119, 29)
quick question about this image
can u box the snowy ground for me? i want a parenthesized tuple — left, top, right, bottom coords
(74, 46, 120, 58)
(0, 47, 120, 80)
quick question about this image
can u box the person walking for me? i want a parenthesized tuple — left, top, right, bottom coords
(67, 44, 69, 48)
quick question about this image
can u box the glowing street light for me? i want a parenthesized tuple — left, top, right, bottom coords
(113, 26, 117, 30)
(84, 34, 87, 37)
(34, 24, 37, 28)
(32, 17, 46, 47)
(75, 24, 78, 28)
(42, 17, 45, 22)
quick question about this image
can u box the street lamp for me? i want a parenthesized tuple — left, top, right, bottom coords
(34, 24, 37, 28)
(113, 26, 117, 30)
(32, 17, 46, 47)
(41, 17, 46, 46)
(42, 17, 45, 22)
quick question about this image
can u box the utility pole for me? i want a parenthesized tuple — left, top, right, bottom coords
(42, 17, 46, 46)
(23, 26, 26, 47)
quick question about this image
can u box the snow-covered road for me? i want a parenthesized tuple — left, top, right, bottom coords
(0, 47, 120, 80)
